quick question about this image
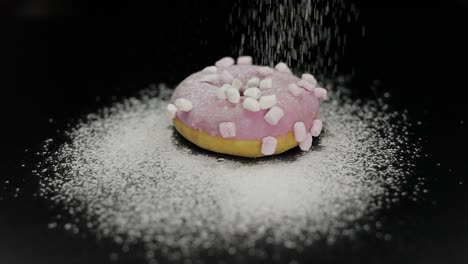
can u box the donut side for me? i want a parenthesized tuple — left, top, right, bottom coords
(173, 117, 297, 157)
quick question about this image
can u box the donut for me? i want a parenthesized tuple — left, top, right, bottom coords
(167, 56, 327, 157)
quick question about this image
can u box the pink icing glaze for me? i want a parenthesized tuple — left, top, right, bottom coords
(170, 65, 320, 140)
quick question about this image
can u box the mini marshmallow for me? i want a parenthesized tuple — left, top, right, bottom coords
(242, 97, 261, 112)
(259, 94, 277, 110)
(215, 57, 235, 67)
(219, 122, 236, 138)
(293, 122, 307, 142)
(311, 119, 323, 137)
(175, 98, 193, 112)
(275, 62, 291, 73)
(226, 87, 240, 104)
(299, 133, 313, 151)
(301, 73, 317, 86)
(166, 104, 177, 119)
(287, 83, 303, 97)
(261, 136, 278, 155)
(259, 78, 272, 90)
(231, 79, 243, 91)
(314, 87, 328, 100)
(202, 66, 217, 74)
(216, 84, 230, 100)
(247, 77, 260, 88)
(258, 66, 275, 76)
(243, 87, 261, 99)
(237, 56, 253, 65)
(264, 106, 284, 125)
(200, 74, 219, 84)
(297, 79, 315, 92)
(220, 70, 234, 84)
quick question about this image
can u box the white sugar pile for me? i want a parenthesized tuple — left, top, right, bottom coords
(38, 85, 420, 262)
(230, 0, 359, 75)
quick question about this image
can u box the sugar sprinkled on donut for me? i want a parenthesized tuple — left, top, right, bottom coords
(169, 56, 325, 157)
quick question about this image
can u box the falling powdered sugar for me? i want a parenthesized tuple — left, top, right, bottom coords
(230, 0, 360, 75)
(38, 85, 420, 262)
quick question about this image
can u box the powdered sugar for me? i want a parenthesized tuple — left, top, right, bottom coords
(231, 0, 360, 75)
(37, 84, 420, 262)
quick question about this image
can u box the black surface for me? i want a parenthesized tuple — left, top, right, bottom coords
(1, 1, 468, 263)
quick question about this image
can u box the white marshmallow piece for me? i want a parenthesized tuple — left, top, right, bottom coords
(242, 97, 261, 112)
(287, 83, 303, 97)
(216, 84, 230, 100)
(314, 87, 328, 100)
(301, 73, 317, 86)
(247, 77, 260, 88)
(175, 98, 193, 112)
(237, 56, 253, 65)
(220, 70, 234, 84)
(311, 119, 323, 137)
(215, 57, 235, 68)
(259, 94, 277, 110)
(297, 79, 316, 92)
(226, 87, 241, 104)
(293, 122, 307, 142)
(259, 78, 272, 90)
(275, 62, 291, 73)
(264, 106, 284, 125)
(166, 104, 177, 119)
(261, 136, 278, 155)
(231, 79, 243, 91)
(258, 66, 275, 76)
(299, 133, 313, 151)
(200, 74, 219, 85)
(243, 87, 261, 99)
(202, 66, 217, 74)
(219, 122, 236, 138)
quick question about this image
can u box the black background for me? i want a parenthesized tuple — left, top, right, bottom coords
(1, 0, 468, 263)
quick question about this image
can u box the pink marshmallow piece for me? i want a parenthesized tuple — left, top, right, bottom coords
(314, 87, 327, 100)
(293, 122, 307, 142)
(297, 80, 315, 92)
(287, 83, 303, 97)
(261, 136, 278, 155)
(301, 73, 317, 86)
(299, 133, 313, 151)
(264, 106, 284, 126)
(237, 56, 253, 65)
(219, 122, 236, 138)
(215, 57, 235, 68)
(166, 104, 177, 119)
(311, 119, 323, 137)
(258, 66, 275, 76)
(219, 70, 234, 84)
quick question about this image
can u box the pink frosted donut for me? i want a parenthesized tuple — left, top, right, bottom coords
(167, 56, 326, 157)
